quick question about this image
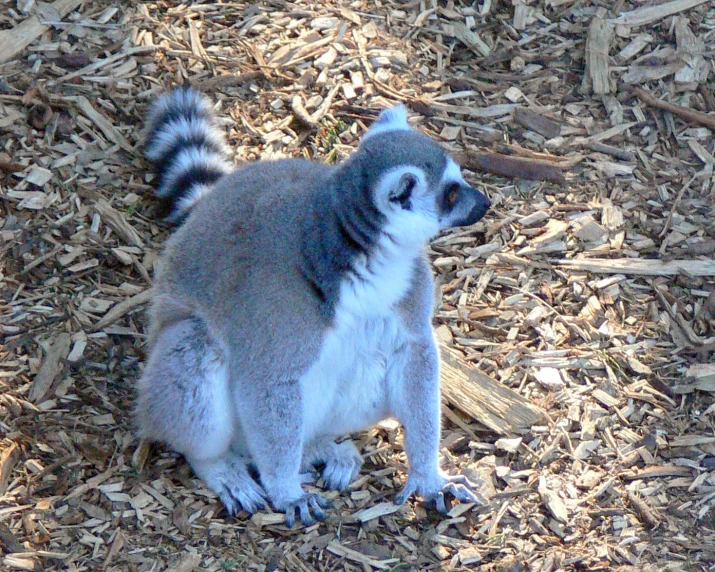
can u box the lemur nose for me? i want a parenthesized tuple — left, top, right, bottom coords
(464, 189, 490, 225)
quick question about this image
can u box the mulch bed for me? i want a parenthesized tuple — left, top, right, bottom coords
(0, 1, 714, 570)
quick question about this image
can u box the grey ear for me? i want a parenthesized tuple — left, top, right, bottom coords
(362, 104, 411, 141)
(388, 172, 417, 210)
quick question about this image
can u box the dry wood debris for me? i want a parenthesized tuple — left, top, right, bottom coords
(0, 0, 714, 570)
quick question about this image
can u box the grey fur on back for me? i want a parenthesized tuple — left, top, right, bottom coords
(154, 129, 454, 372)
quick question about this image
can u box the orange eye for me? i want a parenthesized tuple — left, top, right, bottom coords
(446, 185, 459, 206)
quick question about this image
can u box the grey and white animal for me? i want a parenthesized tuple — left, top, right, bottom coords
(136, 87, 491, 526)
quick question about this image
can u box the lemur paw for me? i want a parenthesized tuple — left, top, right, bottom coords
(219, 478, 267, 516)
(394, 473, 483, 513)
(321, 441, 363, 491)
(189, 455, 267, 516)
(282, 493, 332, 528)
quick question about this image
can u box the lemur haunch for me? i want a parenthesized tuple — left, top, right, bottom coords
(136, 87, 491, 527)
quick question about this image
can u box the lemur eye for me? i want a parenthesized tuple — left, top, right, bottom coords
(445, 183, 460, 207)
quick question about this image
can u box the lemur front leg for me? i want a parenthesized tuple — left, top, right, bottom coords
(388, 337, 483, 513)
(236, 376, 330, 527)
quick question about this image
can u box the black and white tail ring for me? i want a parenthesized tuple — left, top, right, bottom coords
(144, 87, 233, 224)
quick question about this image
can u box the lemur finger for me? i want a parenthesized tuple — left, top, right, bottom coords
(285, 504, 298, 528)
(433, 491, 448, 514)
(308, 495, 327, 521)
(219, 491, 240, 517)
(445, 483, 483, 505)
(323, 461, 358, 491)
(445, 473, 478, 489)
(394, 482, 417, 506)
(298, 501, 316, 526)
(284, 494, 330, 527)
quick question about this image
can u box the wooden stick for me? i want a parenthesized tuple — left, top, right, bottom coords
(586, 141, 634, 162)
(457, 151, 566, 183)
(555, 258, 715, 277)
(634, 88, 715, 130)
(0, 0, 82, 64)
(439, 342, 546, 435)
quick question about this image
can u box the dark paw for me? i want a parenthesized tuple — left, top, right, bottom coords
(284, 493, 331, 528)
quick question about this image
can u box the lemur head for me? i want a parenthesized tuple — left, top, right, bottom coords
(357, 105, 491, 246)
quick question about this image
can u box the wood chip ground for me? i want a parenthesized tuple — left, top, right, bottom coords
(0, 1, 714, 570)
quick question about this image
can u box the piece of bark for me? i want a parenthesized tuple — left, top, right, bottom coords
(556, 258, 715, 277)
(92, 289, 153, 331)
(586, 142, 634, 162)
(50, 45, 156, 86)
(626, 491, 660, 528)
(29, 334, 72, 403)
(513, 108, 561, 139)
(538, 477, 568, 523)
(0, 160, 25, 175)
(449, 22, 490, 57)
(634, 88, 715, 130)
(439, 342, 546, 435)
(92, 199, 145, 248)
(165, 553, 202, 572)
(0, 522, 24, 553)
(0, 0, 83, 64)
(76, 97, 133, 152)
(582, 9, 613, 95)
(0, 443, 20, 496)
(619, 465, 692, 481)
(291, 96, 318, 126)
(193, 71, 263, 90)
(458, 152, 565, 183)
(327, 541, 399, 570)
(608, 0, 709, 28)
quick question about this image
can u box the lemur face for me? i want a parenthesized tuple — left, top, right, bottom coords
(361, 107, 491, 247)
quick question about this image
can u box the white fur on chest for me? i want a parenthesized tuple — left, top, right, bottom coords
(300, 241, 418, 442)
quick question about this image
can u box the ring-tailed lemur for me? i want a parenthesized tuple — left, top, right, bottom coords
(136, 87, 491, 527)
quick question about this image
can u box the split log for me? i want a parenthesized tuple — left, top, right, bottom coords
(439, 342, 546, 435)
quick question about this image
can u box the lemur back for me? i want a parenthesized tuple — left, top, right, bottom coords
(136, 87, 491, 526)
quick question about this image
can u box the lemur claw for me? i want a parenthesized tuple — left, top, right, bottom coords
(284, 493, 331, 528)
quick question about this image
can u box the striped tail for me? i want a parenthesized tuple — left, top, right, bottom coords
(144, 87, 232, 224)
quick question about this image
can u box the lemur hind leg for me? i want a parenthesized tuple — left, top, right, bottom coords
(302, 438, 363, 491)
(136, 317, 266, 514)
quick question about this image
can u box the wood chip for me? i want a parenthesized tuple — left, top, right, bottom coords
(582, 9, 614, 95)
(28, 334, 72, 403)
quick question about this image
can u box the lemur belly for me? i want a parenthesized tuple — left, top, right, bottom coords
(300, 313, 404, 441)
